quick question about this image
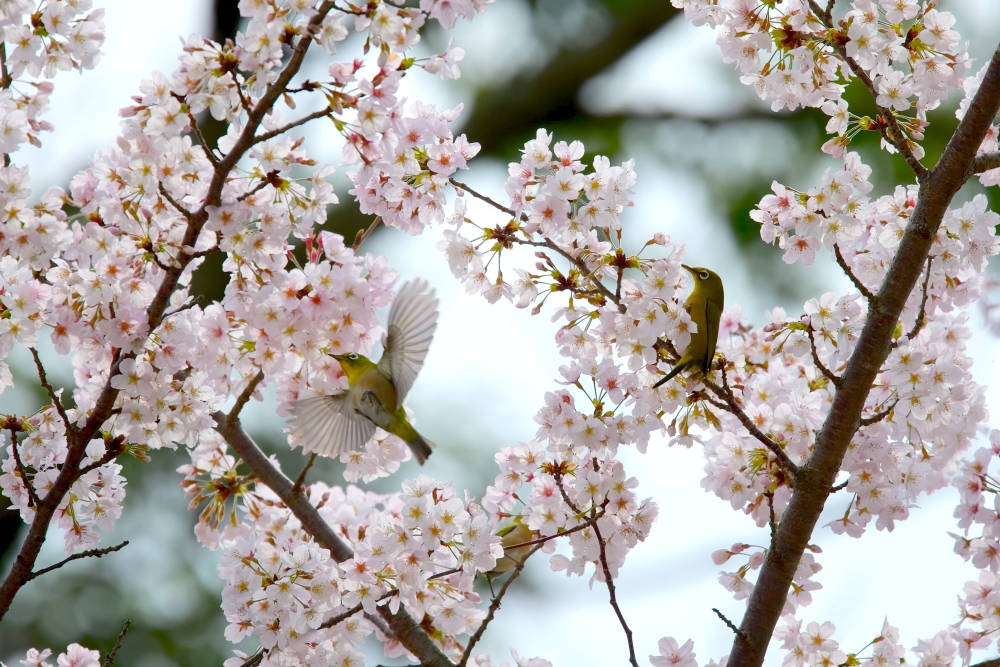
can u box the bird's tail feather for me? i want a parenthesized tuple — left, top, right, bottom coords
(408, 433, 436, 465)
(652, 362, 684, 388)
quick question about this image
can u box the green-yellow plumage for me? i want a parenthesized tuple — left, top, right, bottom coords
(287, 279, 438, 464)
(653, 265, 724, 388)
(486, 517, 534, 579)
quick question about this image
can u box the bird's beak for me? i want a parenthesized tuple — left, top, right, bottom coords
(331, 353, 345, 360)
(681, 264, 695, 274)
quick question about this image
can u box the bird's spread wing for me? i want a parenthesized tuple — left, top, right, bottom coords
(704, 298, 723, 373)
(378, 278, 439, 403)
(287, 395, 376, 458)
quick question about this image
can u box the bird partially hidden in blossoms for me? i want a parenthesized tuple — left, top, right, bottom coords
(653, 265, 725, 387)
(288, 279, 439, 464)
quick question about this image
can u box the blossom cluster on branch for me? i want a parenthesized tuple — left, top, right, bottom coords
(3, 0, 1000, 666)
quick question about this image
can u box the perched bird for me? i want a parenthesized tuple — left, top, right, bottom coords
(287, 279, 439, 464)
(653, 265, 724, 388)
(486, 518, 535, 580)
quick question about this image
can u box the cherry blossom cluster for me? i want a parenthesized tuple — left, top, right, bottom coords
(182, 430, 510, 665)
(944, 430, 1000, 652)
(0, 1, 104, 154)
(482, 440, 659, 586)
(661, 616, 984, 667)
(0, 405, 127, 552)
(673, 0, 969, 158)
(0, 644, 101, 667)
(683, 153, 993, 636)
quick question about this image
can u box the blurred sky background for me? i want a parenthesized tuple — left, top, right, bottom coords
(3, 1, 1000, 665)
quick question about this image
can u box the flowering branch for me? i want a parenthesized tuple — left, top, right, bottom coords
(702, 375, 801, 481)
(592, 517, 639, 667)
(211, 414, 453, 667)
(807, 0, 929, 180)
(727, 41, 1000, 667)
(458, 542, 545, 667)
(0, 0, 340, 624)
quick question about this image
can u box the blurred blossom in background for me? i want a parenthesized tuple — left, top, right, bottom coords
(3, 0, 1000, 664)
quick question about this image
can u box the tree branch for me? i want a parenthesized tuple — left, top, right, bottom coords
(833, 244, 875, 302)
(26, 540, 129, 583)
(806, 325, 841, 387)
(807, 0, 928, 180)
(29, 348, 72, 433)
(0, 0, 343, 623)
(903, 256, 933, 342)
(592, 517, 638, 667)
(970, 150, 1000, 177)
(726, 40, 1000, 667)
(101, 619, 131, 667)
(9, 429, 38, 508)
(211, 414, 453, 667)
(252, 106, 334, 145)
(458, 543, 545, 667)
(701, 375, 800, 481)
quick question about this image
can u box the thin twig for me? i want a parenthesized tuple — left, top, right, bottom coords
(292, 453, 317, 495)
(449, 178, 518, 217)
(806, 325, 840, 387)
(229, 370, 265, 423)
(319, 590, 399, 629)
(458, 543, 545, 667)
(830, 480, 849, 492)
(591, 517, 638, 667)
(238, 649, 265, 667)
(77, 444, 125, 477)
(351, 216, 382, 250)
(904, 256, 933, 341)
(833, 244, 875, 302)
(188, 116, 219, 166)
(237, 174, 278, 203)
(158, 183, 194, 220)
(253, 107, 335, 145)
(495, 509, 607, 552)
(26, 541, 129, 582)
(807, 0, 928, 180)
(712, 607, 746, 640)
(9, 431, 39, 508)
(701, 374, 800, 480)
(101, 619, 131, 667)
(29, 348, 72, 432)
(859, 400, 897, 427)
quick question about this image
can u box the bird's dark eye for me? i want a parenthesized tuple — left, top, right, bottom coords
(348, 353, 358, 360)
(700, 271, 710, 280)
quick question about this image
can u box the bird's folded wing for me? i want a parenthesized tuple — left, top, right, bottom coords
(287, 395, 376, 457)
(705, 298, 723, 372)
(378, 278, 439, 403)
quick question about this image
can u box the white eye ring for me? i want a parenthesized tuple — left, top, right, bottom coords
(699, 271, 710, 280)
(348, 353, 358, 360)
